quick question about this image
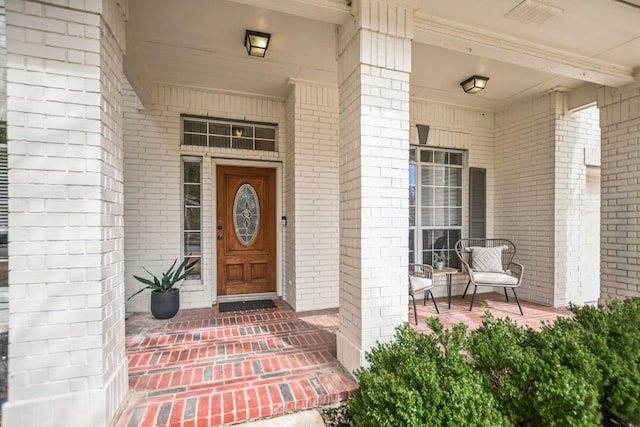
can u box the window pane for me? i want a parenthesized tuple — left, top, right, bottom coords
(184, 184, 200, 206)
(421, 207, 433, 224)
(434, 187, 447, 206)
(185, 255, 201, 280)
(183, 159, 201, 280)
(450, 152, 463, 165)
(209, 135, 230, 148)
(232, 138, 253, 150)
(255, 127, 275, 139)
(184, 207, 201, 231)
(209, 123, 230, 136)
(409, 230, 415, 264)
(421, 186, 433, 206)
(183, 133, 207, 146)
(449, 168, 462, 186)
(450, 188, 462, 207)
(434, 208, 446, 226)
(433, 151, 446, 164)
(184, 232, 201, 254)
(184, 120, 207, 133)
(182, 117, 277, 152)
(420, 150, 433, 163)
(449, 208, 462, 226)
(184, 162, 201, 183)
(433, 166, 446, 185)
(421, 166, 434, 185)
(255, 140, 275, 151)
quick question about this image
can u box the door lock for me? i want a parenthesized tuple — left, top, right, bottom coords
(217, 235, 223, 240)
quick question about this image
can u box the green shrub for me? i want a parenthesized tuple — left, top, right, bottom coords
(348, 298, 640, 427)
(569, 298, 640, 424)
(348, 321, 508, 427)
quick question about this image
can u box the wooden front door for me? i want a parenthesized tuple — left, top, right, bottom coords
(216, 166, 276, 296)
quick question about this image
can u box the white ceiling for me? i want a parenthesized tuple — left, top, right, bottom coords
(126, 0, 640, 111)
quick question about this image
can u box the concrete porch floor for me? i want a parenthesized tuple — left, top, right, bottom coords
(113, 293, 572, 427)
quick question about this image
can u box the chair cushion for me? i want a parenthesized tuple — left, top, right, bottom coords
(470, 246, 507, 272)
(472, 272, 518, 286)
(409, 275, 433, 293)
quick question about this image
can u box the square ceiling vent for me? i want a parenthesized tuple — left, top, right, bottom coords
(505, 0, 562, 25)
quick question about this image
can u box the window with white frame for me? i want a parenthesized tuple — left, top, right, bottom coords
(183, 157, 202, 280)
(0, 123, 6, 286)
(409, 147, 463, 269)
(181, 115, 277, 152)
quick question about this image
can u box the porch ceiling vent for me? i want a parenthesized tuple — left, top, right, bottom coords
(505, 0, 563, 25)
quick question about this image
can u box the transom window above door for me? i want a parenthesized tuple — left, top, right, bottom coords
(181, 115, 278, 152)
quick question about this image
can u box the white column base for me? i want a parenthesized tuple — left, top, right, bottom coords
(2, 356, 128, 427)
(336, 330, 366, 375)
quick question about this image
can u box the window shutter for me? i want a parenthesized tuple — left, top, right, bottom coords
(469, 167, 486, 238)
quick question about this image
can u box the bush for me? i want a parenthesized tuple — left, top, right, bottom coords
(347, 298, 640, 427)
(569, 298, 640, 425)
(468, 314, 602, 426)
(348, 322, 508, 427)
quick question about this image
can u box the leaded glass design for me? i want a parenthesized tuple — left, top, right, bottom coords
(233, 184, 260, 245)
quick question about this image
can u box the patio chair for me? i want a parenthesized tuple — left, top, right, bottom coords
(454, 238, 524, 315)
(409, 263, 440, 324)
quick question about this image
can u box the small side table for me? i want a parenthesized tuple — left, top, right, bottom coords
(432, 267, 459, 309)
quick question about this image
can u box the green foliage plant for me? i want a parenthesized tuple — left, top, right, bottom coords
(348, 321, 508, 427)
(568, 298, 640, 425)
(128, 258, 196, 300)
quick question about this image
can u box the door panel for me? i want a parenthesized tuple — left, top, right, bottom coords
(217, 166, 276, 295)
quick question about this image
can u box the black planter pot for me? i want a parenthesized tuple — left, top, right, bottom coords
(150, 289, 180, 319)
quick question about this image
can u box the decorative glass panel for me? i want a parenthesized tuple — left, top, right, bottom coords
(233, 184, 260, 246)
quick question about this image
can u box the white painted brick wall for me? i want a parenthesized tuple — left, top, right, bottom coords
(336, 0, 413, 374)
(123, 83, 285, 314)
(283, 82, 340, 312)
(495, 93, 559, 306)
(4, 1, 128, 426)
(598, 83, 640, 300)
(495, 93, 600, 307)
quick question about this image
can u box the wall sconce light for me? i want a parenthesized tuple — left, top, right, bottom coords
(417, 124, 430, 145)
(245, 30, 271, 57)
(233, 127, 245, 137)
(460, 75, 489, 94)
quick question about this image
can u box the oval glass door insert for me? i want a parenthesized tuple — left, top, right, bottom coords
(233, 183, 260, 245)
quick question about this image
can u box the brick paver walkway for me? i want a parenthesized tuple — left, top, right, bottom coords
(113, 293, 571, 427)
(113, 300, 356, 427)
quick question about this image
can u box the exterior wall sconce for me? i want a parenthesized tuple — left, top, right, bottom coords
(417, 124, 430, 145)
(460, 75, 489, 94)
(245, 30, 271, 57)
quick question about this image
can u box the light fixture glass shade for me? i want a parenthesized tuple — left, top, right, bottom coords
(245, 30, 271, 57)
(460, 75, 489, 94)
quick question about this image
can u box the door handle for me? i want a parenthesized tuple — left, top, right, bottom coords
(217, 235, 223, 240)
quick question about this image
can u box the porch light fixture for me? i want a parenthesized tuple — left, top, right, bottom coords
(244, 30, 271, 57)
(460, 75, 489, 94)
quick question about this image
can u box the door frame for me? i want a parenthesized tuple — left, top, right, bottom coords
(211, 158, 283, 303)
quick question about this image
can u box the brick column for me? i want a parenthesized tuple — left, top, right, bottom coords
(3, 1, 128, 426)
(597, 82, 640, 300)
(336, 0, 415, 373)
(284, 81, 340, 311)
